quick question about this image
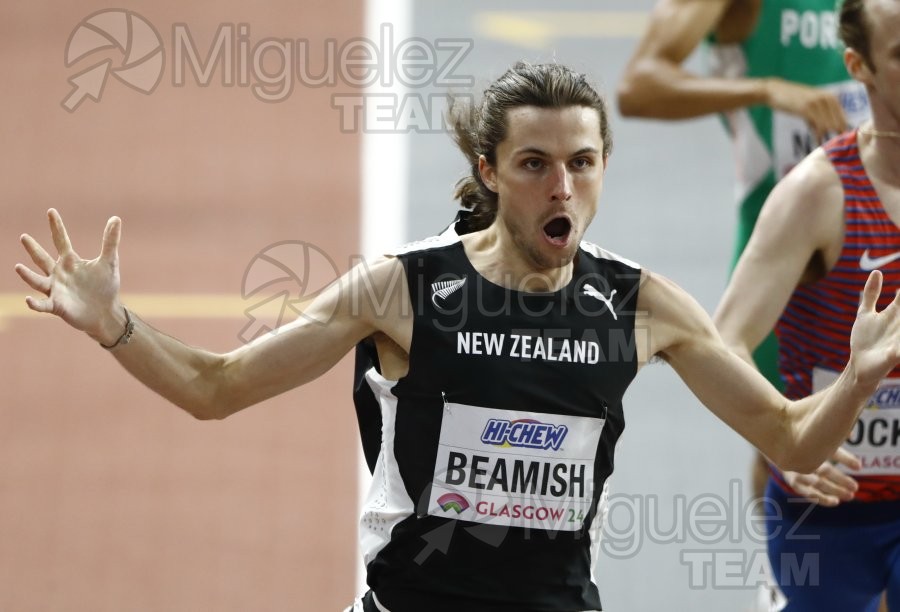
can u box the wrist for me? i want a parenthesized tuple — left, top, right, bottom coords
(841, 356, 879, 402)
(90, 304, 129, 347)
(756, 77, 774, 107)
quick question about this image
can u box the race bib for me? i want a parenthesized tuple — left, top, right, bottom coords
(771, 80, 870, 179)
(428, 403, 605, 531)
(813, 368, 900, 475)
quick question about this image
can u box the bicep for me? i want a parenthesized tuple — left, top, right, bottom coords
(217, 257, 411, 413)
(644, 273, 789, 454)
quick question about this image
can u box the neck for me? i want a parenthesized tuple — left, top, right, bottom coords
(464, 228, 573, 293)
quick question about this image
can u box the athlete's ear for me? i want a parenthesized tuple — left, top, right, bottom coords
(602, 154, 609, 171)
(478, 155, 498, 193)
(844, 47, 873, 85)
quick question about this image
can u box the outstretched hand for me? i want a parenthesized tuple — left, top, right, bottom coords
(849, 270, 900, 387)
(15, 209, 123, 342)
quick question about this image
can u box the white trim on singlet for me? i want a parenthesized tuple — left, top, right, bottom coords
(588, 479, 610, 595)
(580, 240, 641, 271)
(359, 368, 415, 566)
(389, 228, 463, 256)
(706, 43, 776, 206)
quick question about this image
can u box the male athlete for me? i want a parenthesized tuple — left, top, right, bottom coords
(16, 61, 900, 611)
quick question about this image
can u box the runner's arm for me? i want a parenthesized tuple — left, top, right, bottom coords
(617, 0, 848, 140)
(15, 209, 411, 420)
(641, 268, 897, 474)
(617, 0, 768, 118)
(713, 149, 842, 361)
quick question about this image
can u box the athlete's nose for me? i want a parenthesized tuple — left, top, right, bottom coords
(550, 163, 573, 202)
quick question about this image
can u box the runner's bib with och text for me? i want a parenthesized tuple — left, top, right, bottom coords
(814, 367, 900, 475)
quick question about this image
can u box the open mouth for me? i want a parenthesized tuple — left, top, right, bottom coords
(543, 216, 572, 246)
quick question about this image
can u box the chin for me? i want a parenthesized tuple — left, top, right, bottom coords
(535, 245, 578, 270)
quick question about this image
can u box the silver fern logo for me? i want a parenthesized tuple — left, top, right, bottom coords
(431, 278, 466, 307)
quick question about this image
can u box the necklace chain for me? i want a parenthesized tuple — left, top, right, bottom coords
(860, 127, 900, 139)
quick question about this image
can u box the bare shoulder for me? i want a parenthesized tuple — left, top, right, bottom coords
(756, 147, 844, 248)
(636, 269, 718, 365)
(351, 254, 406, 284)
(345, 255, 412, 350)
(771, 148, 843, 213)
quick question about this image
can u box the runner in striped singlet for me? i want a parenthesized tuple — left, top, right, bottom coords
(715, 2, 900, 607)
(774, 131, 900, 503)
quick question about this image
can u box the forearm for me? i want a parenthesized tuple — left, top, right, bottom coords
(618, 60, 769, 119)
(98, 308, 229, 420)
(18, 211, 397, 421)
(717, 323, 774, 494)
(784, 362, 874, 472)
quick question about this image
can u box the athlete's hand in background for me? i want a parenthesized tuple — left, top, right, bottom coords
(15, 209, 126, 345)
(849, 270, 900, 388)
(764, 78, 848, 144)
(781, 447, 861, 506)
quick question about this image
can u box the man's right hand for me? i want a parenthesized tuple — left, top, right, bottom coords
(764, 78, 849, 144)
(15, 208, 125, 345)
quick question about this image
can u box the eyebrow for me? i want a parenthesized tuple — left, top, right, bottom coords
(513, 146, 601, 157)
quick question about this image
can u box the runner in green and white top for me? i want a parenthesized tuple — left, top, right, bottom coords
(706, 0, 870, 267)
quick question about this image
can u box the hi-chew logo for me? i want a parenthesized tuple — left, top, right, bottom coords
(481, 418, 568, 451)
(437, 493, 470, 514)
(871, 383, 900, 409)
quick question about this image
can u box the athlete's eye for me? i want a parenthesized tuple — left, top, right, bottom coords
(523, 158, 544, 170)
(571, 157, 593, 170)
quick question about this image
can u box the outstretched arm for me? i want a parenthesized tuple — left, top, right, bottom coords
(617, 0, 847, 141)
(713, 150, 862, 503)
(15, 209, 411, 420)
(642, 268, 900, 474)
